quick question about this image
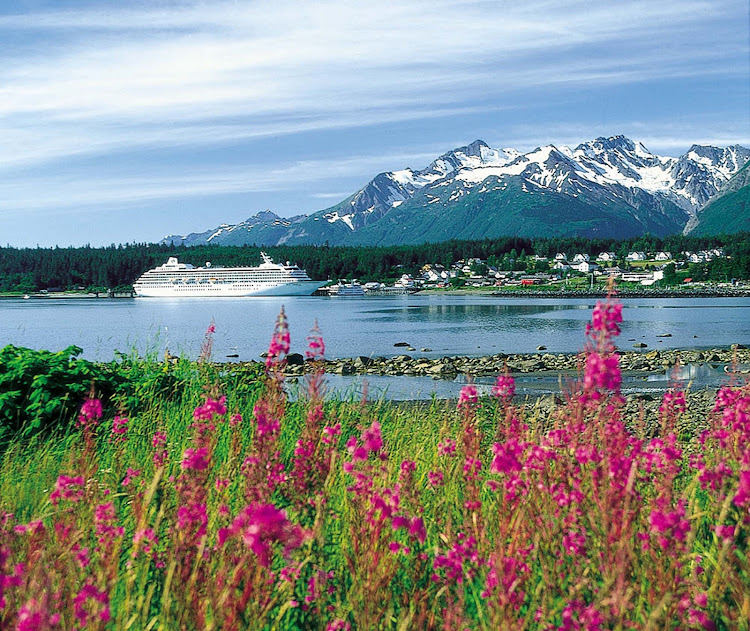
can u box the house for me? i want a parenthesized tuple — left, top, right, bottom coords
(596, 252, 617, 262)
(553, 261, 571, 271)
(626, 251, 647, 262)
(654, 252, 672, 261)
(571, 253, 590, 264)
(621, 272, 654, 284)
(554, 253, 568, 262)
(571, 261, 599, 273)
(602, 266, 625, 276)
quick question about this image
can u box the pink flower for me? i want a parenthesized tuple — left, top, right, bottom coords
(218, 504, 306, 567)
(181, 447, 209, 471)
(111, 415, 128, 441)
(587, 299, 623, 337)
(266, 308, 291, 368)
(74, 584, 110, 627)
(122, 468, 141, 487)
(193, 396, 227, 421)
(583, 352, 621, 392)
(152, 431, 168, 467)
(362, 421, 383, 454)
(428, 470, 444, 487)
(457, 384, 478, 409)
(49, 475, 85, 505)
(492, 374, 515, 400)
(77, 397, 103, 428)
(438, 438, 457, 457)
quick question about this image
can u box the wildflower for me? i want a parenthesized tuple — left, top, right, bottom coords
(121, 468, 141, 487)
(111, 415, 128, 441)
(266, 307, 291, 368)
(74, 583, 110, 627)
(181, 447, 209, 471)
(428, 470, 444, 487)
(583, 352, 622, 392)
(438, 438, 457, 457)
(492, 373, 515, 401)
(322, 423, 341, 445)
(587, 299, 623, 338)
(432, 533, 480, 584)
(193, 396, 227, 421)
(77, 397, 103, 429)
(198, 320, 215, 362)
(94, 502, 124, 549)
(218, 503, 306, 567)
(457, 384, 478, 409)
(152, 431, 168, 467)
(49, 475, 85, 505)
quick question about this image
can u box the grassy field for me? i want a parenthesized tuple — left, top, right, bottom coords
(1, 303, 749, 630)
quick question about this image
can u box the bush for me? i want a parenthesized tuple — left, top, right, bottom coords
(0, 345, 124, 442)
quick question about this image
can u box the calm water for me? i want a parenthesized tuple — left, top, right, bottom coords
(2, 295, 749, 363)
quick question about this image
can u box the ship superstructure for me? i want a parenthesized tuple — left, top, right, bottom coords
(133, 253, 326, 297)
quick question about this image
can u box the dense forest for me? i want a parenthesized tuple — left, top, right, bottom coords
(1, 233, 749, 292)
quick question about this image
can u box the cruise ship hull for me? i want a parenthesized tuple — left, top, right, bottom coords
(135, 280, 326, 297)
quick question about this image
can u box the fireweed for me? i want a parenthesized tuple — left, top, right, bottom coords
(1, 298, 749, 630)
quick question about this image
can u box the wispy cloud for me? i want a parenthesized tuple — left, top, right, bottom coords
(0, 0, 744, 166)
(0, 150, 440, 214)
(0, 0, 746, 244)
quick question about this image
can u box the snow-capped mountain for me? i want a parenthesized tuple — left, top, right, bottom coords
(163, 136, 750, 246)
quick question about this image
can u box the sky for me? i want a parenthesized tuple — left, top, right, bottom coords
(0, 0, 748, 247)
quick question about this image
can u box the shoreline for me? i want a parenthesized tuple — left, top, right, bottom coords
(237, 345, 750, 379)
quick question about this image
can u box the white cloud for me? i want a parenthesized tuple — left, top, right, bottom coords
(0, 149, 440, 214)
(0, 0, 744, 166)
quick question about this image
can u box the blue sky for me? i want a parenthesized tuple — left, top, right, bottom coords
(0, 0, 748, 247)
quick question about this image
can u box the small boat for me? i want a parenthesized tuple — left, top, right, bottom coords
(22, 294, 30, 299)
(328, 280, 365, 296)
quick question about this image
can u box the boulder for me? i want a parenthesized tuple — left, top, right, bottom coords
(286, 352, 304, 365)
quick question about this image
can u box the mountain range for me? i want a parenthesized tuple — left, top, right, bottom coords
(163, 135, 750, 247)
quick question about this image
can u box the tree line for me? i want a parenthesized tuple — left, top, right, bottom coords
(0, 233, 748, 292)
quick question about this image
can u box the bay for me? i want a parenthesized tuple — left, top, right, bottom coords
(2, 294, 749, 363)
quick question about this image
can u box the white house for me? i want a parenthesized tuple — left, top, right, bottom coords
(554, 253, 568, 262)
(655, 252, 672, 261)
(553, 261, 571, 271)
(571, 253, 590, 264)
(626, 251, 647, 262)
(596, 252, 617, 262)
(571, 261, 599, 273)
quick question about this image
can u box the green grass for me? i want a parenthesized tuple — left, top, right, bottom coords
(1, 320, 749, 629)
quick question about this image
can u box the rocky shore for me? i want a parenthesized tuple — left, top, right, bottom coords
(245, 345, 750, 378)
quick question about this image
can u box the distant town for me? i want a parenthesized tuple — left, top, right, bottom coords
(352, 248, 739, 292)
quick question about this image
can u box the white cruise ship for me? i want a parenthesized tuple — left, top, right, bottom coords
(133, 253, 326, 297)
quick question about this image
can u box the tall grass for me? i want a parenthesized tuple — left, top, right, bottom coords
(1, 299, 749, 630)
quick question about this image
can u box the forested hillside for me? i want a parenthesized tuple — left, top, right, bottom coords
(1, 233, 749, 292)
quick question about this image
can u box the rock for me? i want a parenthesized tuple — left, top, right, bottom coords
(420, 348, 432, 352)
(286, 352, 304, 365)
(393, 355, 412, 362)
(633, 343, 648, 348)
(537, 345, 547, 351)
(226, 353, 239, 358)
(645, 351, 659, 360)
(732, 343, 747, 350)
(656, 333, 672, 338)
(427, 363, 456, 375)
(259, 351, 269, 358)
(394, 342, 410, 347)
(334, 363, 355, 375)
(407, 347, 416, 352)
(354, 355, 374, 368)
